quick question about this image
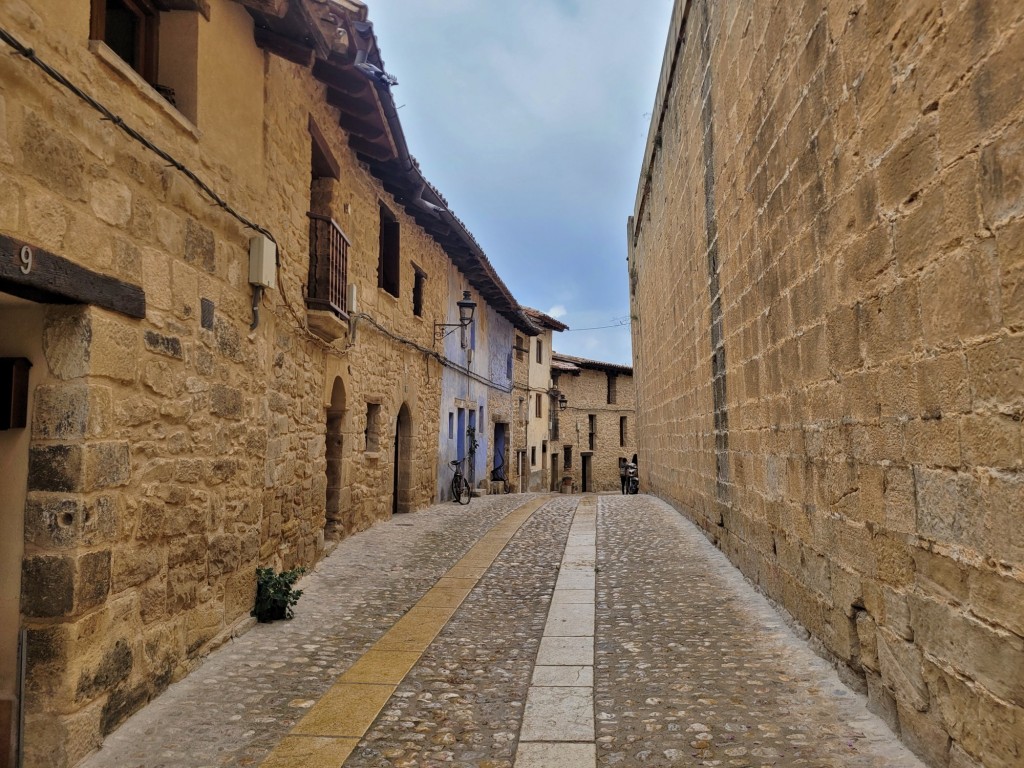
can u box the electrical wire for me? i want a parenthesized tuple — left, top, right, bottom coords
(0, 25, 277, 245)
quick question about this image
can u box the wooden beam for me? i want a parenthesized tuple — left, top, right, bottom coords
(0, 234, 146, 318)
(349, 136, 394, 162)
(253, 26, 314, 66)
(336, 110, 386, 143)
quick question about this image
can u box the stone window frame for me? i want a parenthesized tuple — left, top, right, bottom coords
(563, 445, 572, 468)
(607, 373, 618, 405)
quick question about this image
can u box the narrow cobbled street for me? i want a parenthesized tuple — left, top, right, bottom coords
(79, 495, 924, 768)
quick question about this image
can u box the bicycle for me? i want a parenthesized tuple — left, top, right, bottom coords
(449, 458, 471, 505)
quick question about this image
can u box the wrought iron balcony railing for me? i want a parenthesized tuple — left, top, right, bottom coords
(307, 213, 349, 317)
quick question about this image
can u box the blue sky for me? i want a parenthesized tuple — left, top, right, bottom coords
(366, 0, 675, 365)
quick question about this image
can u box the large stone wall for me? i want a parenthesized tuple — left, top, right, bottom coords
(0, 1, 472, 764)
(628, 1, 1023, 766)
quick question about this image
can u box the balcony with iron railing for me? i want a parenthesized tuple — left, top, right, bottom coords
(306, 212, 350, 341)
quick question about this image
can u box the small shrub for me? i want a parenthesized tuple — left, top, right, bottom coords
(252, 566, 305, 623)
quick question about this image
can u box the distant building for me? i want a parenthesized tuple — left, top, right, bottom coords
(550, 354, 636, 493)
(516, 308, 567, 491)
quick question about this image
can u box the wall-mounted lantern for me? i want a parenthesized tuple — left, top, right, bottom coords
(434, 291, 477, 347)
(558, 392, 568, 411)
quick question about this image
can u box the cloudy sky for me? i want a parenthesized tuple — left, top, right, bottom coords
(366, 0, 675, 365)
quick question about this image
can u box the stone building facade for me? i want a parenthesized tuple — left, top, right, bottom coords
(518, 308, 566, 492)
(628, 1, 1023, 766)
(0, 1, 535, 765)
(436, 279, 537, 501)
(551, 353, 636, 494)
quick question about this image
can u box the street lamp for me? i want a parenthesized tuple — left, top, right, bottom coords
(434, 291, 477, 347)
(558, 393, 568, 411)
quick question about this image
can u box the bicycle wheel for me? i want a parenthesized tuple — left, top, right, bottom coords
(455, 476, 472, 505)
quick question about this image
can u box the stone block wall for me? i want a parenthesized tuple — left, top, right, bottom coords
(628, 1, 1024, 766)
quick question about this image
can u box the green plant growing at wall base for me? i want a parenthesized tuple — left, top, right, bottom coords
(252, 566, 306, 622)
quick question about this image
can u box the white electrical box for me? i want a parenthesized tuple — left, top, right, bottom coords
(249, 234, 277, 289)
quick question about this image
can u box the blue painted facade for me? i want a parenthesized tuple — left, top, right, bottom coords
(436, 268, 517, 500)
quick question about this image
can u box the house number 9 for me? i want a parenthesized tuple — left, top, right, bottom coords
(19, 245, 32, 275)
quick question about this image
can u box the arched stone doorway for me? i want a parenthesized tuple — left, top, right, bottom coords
(393, 403, 414, 514)
(325, 377, 347, 538)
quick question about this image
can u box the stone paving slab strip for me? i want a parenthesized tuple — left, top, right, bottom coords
(515, 742, 597, 768)
(521, 686, 595, 741)
(531, 665, 593, 686)
(339, 651, 421, 685)
(544, 603, 596, 636)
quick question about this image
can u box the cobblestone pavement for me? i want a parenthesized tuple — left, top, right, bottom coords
(79, 493, 925, 768)
(595, 495, 923, 768)
(80, 494, 538, 768)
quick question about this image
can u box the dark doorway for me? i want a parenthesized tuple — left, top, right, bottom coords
(550, 454, 560, 492)
(393, 404, 413, 514)
(582, 454, 592, 493)
(325, 378, 346, 537)
(492, 423, 508, 490)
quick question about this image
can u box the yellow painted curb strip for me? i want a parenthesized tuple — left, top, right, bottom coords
(259, 496, 551, 766)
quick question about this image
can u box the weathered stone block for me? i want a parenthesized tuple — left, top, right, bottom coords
(21, 555, 74, 617)
(75, 638, 133, 702)
(211, 385, 243, 419)
(969, 569, 1024, 637)
(43, 307, 91, 381)
(144, 330, 184, 360)
(920, 243, 1001, 346)
(897, 701, 951, 768)
(89, 312, 139, 383)
(28, 444, 83, 493)
(111, 545, 162, 592)
(913, 548, 970, 605)
(981, 470, 1024, 566)
(84, 442, 131, 490)
(184, 218, 216, 273)
(90, 178, 132, 227)
(32, 383, 89, 439)
(914, 468, 982, 548)
(877, 627, 929, 712)
(21, 110, 85, 200)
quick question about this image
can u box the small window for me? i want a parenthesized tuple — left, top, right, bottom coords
(607, 374, 618, 404)
(365, 403, 381, 452)
(588, 414, 596, 451)
(90, 0, 200, 121)
(531, 446, 537, 466)
(515, 335, 525, 362)
(413, 267, 426, 317)
(378, 204, 400, 297)
(448, 412, 454, 440)
(506, 352, 513, 380)
(92, 0, 159, 83)
(535, 393, 542, 418)
(563, 445, 572, 468)
(620, 416, 627, 447)
(536, 339, 543, 364)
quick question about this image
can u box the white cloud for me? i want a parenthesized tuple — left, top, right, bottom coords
(547, 304, 567, 319)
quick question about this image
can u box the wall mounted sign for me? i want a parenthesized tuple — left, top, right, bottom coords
(0, 233, 146, 318)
